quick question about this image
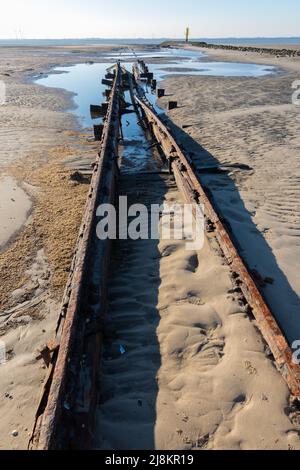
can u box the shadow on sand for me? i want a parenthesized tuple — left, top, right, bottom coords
(162, 115, 300, 345)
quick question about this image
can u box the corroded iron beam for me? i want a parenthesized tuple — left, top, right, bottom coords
(134, 92, 300, 399)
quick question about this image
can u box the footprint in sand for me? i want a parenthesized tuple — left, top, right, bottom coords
(185, 254, 199, 273)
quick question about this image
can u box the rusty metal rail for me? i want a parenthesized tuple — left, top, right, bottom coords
(133, 73, 300, 398)
(29, 63, 123, 450)
(29, 58, 300, 451)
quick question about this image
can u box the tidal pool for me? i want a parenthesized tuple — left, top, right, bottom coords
(36, 47, 276, 128)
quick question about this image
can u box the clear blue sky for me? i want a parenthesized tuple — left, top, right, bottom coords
(1, 0, 299, 39)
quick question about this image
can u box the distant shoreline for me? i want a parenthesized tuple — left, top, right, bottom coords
(1, 37, 300, 47)
(191, 42, 300, 57)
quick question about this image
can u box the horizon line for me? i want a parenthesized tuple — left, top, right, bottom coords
(1, 35, 300, 41)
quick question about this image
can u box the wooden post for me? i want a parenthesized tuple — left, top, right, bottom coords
(157, 89, 165, 98)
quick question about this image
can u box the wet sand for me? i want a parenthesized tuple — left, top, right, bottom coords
(0, 45, 116, 449)
(95, 173, 300, 451)
(94, 47, 300, 450)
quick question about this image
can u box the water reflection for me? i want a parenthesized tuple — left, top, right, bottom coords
(35, 47, 276, 128)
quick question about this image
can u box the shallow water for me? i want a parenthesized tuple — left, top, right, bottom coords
(36, 47, 276, 128)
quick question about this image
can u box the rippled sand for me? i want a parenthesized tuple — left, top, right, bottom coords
(0, 44, 300, 450)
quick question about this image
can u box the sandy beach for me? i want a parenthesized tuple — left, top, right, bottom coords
(0, 45, 114, 449)
(0, 176, 32, 249)
(0, 43, 300, 450)
(158, 45, 300, 344)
